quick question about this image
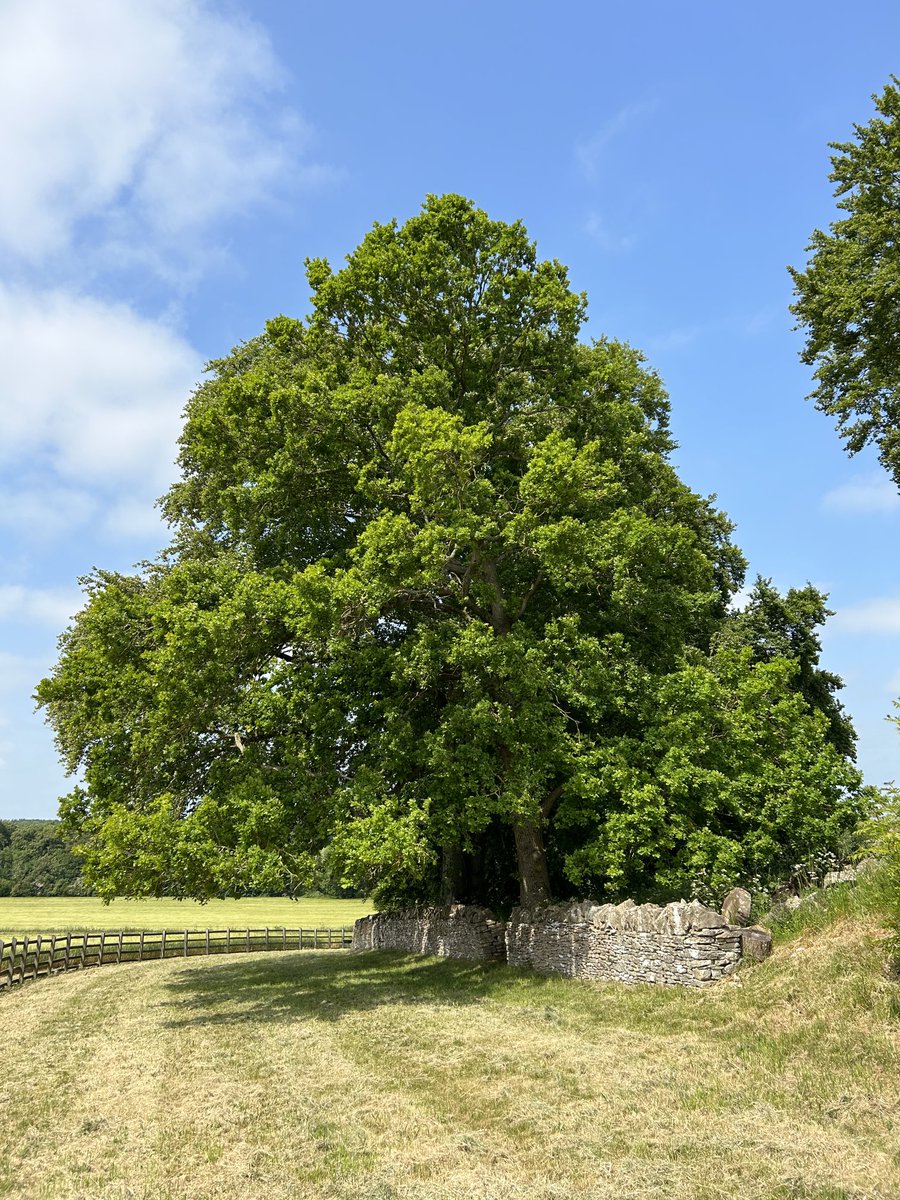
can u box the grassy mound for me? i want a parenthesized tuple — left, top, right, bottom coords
(1, 888, 897, 1200)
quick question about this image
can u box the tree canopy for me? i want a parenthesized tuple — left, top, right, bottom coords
(37, 195, 864, 909)
(790, 76, 900, 488)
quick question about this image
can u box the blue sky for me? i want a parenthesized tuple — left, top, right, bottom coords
(1, 0, 898, 818)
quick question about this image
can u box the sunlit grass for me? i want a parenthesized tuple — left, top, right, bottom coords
(0, 895, 373, 939)
(1, 909, 897, 1200)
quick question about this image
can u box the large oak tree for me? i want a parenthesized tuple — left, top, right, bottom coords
(38, 196, 863, 908)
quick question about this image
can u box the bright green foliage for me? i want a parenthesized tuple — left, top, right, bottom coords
(860, 786, 900, 959)
(556, 646, 864, 905)
(790, 77, 900, 488)
(38, 196, 862, 907)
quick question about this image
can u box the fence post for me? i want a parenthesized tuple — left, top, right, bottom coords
(205, 929, 210, 956)
(226, 928, 231, 954)
(116, 932, 123, 965)
(160, 930, 167, 959)
(282, 927, 286, 950)
(265, 927, 270, 951)
(64, 933, 72, 971)
(139, 931, 145, 961)
(184, 930, 188, 958)
(246, 929, 251, 954)
(98, 932, 106, 967)
(49, 935, 58, 975)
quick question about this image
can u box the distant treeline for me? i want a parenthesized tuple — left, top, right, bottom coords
(0, 819, 363, 899)
(0, 820, 89, 897)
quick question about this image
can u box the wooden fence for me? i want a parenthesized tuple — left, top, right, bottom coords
(0, 926, 353, 991)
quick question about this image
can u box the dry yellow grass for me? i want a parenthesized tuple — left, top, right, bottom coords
(1, 915, 898, 1200)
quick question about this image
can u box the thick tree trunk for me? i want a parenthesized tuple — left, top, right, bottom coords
(439, 842, 464, 906)
(513, 819, 552, 907)
(482, 557, 553, 908)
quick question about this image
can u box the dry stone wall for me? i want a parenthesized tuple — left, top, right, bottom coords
(353, 899, 771, 987)
(506, 899, 746, 987)
(351, 904, 507, 961)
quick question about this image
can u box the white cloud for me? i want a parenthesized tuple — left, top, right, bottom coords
(0, 0, 319, 271)
(728, 586, 753, 613)
(830, 596, 900, 635)
(0, 286, 200, 491)
(576, 102, 657, 181)
(0, 586, 84, 629)
(822, 475, 900, 515)
(0, 486, 99, 540)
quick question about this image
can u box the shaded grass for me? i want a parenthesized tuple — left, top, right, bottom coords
(1, 910, 898, 1200)
(0, 895, 373, 939)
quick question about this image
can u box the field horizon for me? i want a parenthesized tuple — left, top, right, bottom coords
(0, 896, 374, 940)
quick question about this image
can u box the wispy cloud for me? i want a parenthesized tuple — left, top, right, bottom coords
(0, 487, 99, 541)
(0, 587, 84, 630)
(741, 307, 781, 337)
(822, 475, 900, 516)
(576, 101, 657, 182)
(584, 211, 636, 253)
(644, 326, 703, 354)
(830, 595, 900, 635)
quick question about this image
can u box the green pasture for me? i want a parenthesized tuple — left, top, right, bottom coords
(1, 912, 898, 1200)
(0, 895, 373, 939)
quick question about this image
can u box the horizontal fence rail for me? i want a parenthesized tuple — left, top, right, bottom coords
(0, 926, 352, 991)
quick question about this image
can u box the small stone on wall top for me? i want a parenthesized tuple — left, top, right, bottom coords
(721, 887, 752, 926)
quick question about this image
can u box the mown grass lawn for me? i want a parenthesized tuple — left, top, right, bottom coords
(1, 913, 898, 1200)
(0, 895, 373, 939)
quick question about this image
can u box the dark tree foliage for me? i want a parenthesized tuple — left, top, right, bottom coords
(0, 819, 88, 896)
(714, 578, 856, 760)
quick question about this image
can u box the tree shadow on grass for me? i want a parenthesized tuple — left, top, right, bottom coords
(155, 950, 548, 1030)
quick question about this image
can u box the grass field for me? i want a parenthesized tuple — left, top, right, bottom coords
(1, 906, 898, 1199)
(0, 895, 373, 939)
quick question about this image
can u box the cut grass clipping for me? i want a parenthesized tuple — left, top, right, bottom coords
(1, 891, 898, 1199)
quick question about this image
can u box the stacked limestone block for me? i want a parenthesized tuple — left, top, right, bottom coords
(506, 898, 745, 987)
(352, 905, 507, 961)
